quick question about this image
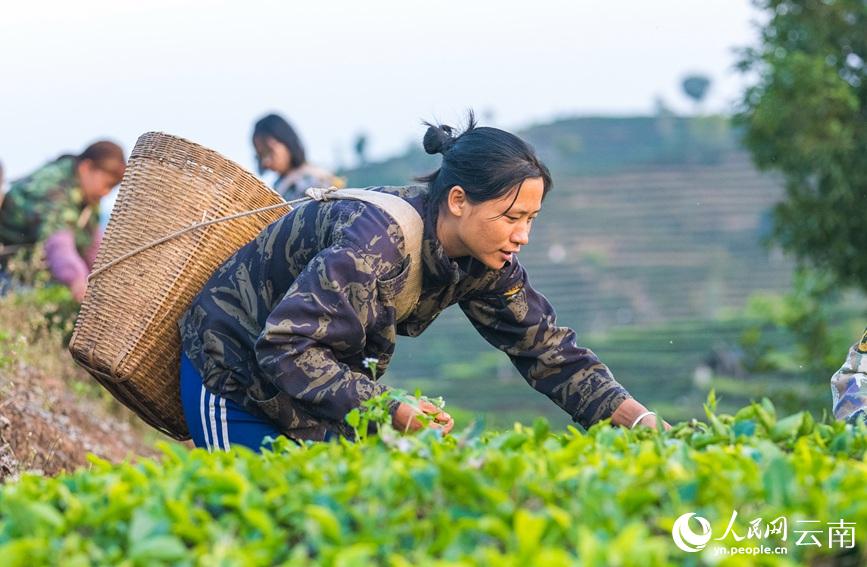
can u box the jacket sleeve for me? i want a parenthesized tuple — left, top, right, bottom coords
(459, 260, 632, 428)
(253, 203, 402, 423)
(830, 329, 867, 421)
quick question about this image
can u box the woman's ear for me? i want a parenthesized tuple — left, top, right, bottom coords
(447, 186, 467, 217)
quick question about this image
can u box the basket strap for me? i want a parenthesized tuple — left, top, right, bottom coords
(307, 188, 424, 322)
(88, 186, 424, 322)
(87, 197, 308, 281)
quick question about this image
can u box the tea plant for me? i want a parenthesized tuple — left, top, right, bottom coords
(0, 395, 865, 566)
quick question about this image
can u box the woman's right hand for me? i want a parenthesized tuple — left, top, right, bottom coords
(638, 413, 672, 431)
(392, 400, 454, 435)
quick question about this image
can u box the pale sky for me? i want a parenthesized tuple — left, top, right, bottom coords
(0, 0, 761, 182)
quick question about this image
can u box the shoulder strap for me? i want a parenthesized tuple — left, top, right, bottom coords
(321, 188, 423, 322)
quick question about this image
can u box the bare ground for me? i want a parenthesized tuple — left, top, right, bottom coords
(0, 295, 169, 480)
(0, 363, 162, 480)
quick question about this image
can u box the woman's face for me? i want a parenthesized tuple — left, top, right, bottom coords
(77, 159, 124, 205)
(440, 177, 544, 270)
(254, 136, 292, 175)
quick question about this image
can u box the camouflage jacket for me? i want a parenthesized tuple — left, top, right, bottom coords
(0, 157, 100, 256)
(179, 185, 632, 440)
(831, 328, 867, 421)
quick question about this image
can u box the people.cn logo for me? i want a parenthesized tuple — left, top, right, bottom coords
(672, 513, 713, 552)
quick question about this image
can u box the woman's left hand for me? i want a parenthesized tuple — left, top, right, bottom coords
(612, 398, 671, 431)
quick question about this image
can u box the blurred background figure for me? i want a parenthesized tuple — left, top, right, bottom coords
(0, 160, 5, 294)
(830, 328, 867, 425)
(252, 113, 343, 200)
(0, 141, 125, 302)
(0, 160, 5, 205)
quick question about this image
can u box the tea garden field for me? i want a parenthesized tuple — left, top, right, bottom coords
(0, 392, 865, 566)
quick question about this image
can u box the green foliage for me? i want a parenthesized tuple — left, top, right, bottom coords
(740, 268, 854, 375)
(738, 0, 867, 291)
(2, 244, 51, 290)
(345, 388, 446, 441)
(0, 330, 16, 372)
(0, 398, 865, 565)
(7, 286, 78, 345)
(0, 287, 79, 386)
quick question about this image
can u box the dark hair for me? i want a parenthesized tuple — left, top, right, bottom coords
(252, 113, 307, 174)
(77, 140, 126, 180)
(417, 111, 552, 216)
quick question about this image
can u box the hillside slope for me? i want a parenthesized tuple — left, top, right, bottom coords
(0, 293, 160, 479)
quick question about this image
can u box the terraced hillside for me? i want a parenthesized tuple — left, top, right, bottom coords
(517, 152, 789, 331)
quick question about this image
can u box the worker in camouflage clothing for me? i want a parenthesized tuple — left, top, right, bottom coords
(179, 114, 669, 451)
(831, 328, 867, 424)
(0, 141, 125, 301)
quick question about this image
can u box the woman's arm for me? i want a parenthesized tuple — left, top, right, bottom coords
(254, 242, 395, 424)
(610, 397, 670, 430)
(460, 260, 664, 429)
(43, 229, 89, 301)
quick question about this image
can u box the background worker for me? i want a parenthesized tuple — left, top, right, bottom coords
(252, 113, 342, 200)
(0, 141, 125, 301)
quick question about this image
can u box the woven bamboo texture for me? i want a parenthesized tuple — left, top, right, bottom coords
(69, 132, 288, 440)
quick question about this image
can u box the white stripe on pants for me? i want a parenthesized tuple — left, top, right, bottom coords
(220, 397, 230, 450)
(199, 384, 211, 451)
(209, 389, 220, 450)
(201, 384, 231, 452)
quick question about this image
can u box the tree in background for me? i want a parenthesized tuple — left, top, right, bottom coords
(737, 0, 866, 292)
(740, 268, 849, 376)
(681, 74, 712, 110)
(353, 133, 369, 166)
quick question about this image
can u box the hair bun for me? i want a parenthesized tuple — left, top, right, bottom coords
(422, 124, 455, 155)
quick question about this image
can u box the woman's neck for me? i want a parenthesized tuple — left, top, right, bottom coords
(435, 204, 467, 259)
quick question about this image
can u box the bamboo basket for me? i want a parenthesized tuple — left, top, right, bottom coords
(69, 132, 288, 440)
